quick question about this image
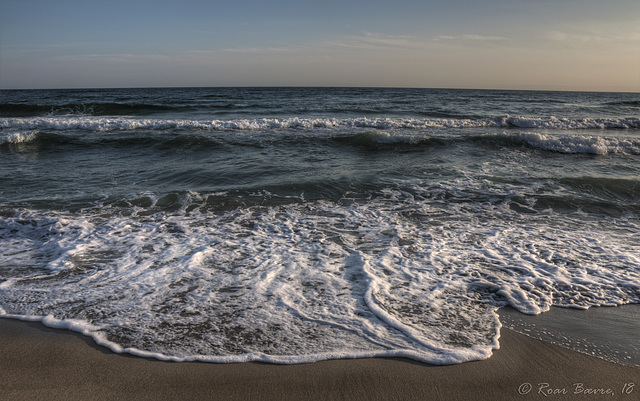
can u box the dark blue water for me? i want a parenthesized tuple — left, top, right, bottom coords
(1, 87, 639, 364)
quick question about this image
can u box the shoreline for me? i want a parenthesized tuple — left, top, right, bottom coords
(500, 304, 640, 368)
(1, 318, 638, 400)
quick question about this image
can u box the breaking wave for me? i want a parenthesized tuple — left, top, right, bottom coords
(3, 128, 639, 157)
(2, 115, 640, 133)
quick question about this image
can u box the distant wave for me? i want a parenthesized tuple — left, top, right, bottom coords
(605, 100, 640, 107)
(497, 115, 640, 130)
(490, 132, 640, 155)
(2, 115, 640, 133)
(0, 131, 225, 152)
(339, 131, 640, 155)
(0, 102, 196, 117)
(4, 128, 639, 157)
(0, 102, 291, 117)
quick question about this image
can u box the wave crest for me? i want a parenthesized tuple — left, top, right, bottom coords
(2, 115, 640, 133)
(500, 115, 640, 130)
(495, 132, 640, 155)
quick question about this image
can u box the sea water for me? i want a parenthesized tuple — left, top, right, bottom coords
(1, 87, 638, 364)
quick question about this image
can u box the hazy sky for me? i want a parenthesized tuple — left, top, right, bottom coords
(1, 0, 638, 91)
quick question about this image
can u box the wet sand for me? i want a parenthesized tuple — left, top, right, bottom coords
(1, 318, 638, 400)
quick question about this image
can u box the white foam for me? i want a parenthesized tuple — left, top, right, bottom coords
(0, 184, 638, 365)
(4, 131, 39, 144)
(501, 115, 640, 130)
(2, 115, 639, 135)
(498, 132, 640, 155)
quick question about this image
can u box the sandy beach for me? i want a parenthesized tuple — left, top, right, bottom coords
(1, 318, 638, 401)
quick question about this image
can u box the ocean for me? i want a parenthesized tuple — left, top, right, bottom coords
(1, 87, 639, 365)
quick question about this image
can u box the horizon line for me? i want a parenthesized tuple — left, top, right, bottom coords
(2, 85, 638, 94)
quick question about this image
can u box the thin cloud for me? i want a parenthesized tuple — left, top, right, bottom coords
(546, 30, 640, 43)
(322, 32, 422, 51)
(432, 34, 509, 42)
(50, 53, 172, 64)
(221, 47, 296, 54)
(323, 32, 511, 52)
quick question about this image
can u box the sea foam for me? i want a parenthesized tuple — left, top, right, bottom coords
(496, 132, 640, 155)
(2, 115, 640, 134)
(1, 184, 638, 365)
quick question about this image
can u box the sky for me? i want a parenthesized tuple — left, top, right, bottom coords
(1, 0, 638, 91)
